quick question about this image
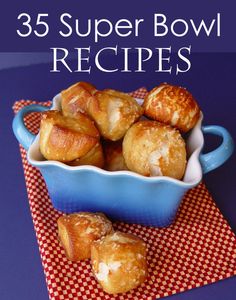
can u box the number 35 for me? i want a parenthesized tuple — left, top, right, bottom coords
(17, 13, 49, 37)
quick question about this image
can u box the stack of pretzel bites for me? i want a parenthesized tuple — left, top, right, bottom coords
(39, 81, 200, 180)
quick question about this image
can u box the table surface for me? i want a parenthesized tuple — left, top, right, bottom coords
(0, 53, 235, 300)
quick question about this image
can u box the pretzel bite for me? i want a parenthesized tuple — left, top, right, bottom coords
(123, 121, 186, 179)
(39, 110, 99, 162)
(87, 89, 143, 141)
(103, 140, 128, 171)
(143, 83, 200, 132)
(91, 231, 147, 294)
(61, 81, 97, 117)
(57, 212, 113, 261)
(68, 142, 104, 168)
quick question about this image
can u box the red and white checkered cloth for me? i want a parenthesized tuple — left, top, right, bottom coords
(13, 88, 236, 300)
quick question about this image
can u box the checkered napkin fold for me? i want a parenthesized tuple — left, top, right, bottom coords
(13, 88, 236, 300)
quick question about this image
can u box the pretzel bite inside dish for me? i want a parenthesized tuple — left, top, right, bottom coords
(68, 142, 104, 168)
(87, 89, 143, 141)
(143, 83, 200, 132)
(61, 81, 97, 117)
(91, 231, 147, 294)
(39, 110, 100, 163)
(123, 121, 187, 179)
(57, 212, 113, 261)
(103, 140, 128, 171)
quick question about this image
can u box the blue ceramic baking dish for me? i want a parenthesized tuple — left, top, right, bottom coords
(13, 94, 234, 227)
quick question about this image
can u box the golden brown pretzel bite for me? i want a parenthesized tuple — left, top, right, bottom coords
(68, 142, 104, 168)
(57, 212, 113, 261)
(61, 81, 97, 117)
(123, 120, 187, 179)
(91, 231, 147, 294)
(39, 110, 99, 162)
(143, 83, 200, 132)
(103, 140, 128, 171)
(88, 89, 143, 141)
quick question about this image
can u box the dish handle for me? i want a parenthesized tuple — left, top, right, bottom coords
(200, 125, 234, 174)
(12, 104, 49, 150)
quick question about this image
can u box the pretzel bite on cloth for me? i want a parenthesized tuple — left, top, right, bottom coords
(143, 83, 200, 132)
(87, 89, 143, 141)
(57, 212, 113, 261)
(123, 121, 187, 179)
(39, 110, 100, 163)
(91, 231, 147, 294)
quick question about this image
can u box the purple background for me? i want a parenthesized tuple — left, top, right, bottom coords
(0, 0, 235, 52)
(0, 0, 236, 299)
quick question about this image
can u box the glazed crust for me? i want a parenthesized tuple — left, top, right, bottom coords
(103, 140, 128, 171)
(87, 89, 143, 141)
(57, 212, 113, 261)
(91, 231, 147, 294)
(68, 142, 104, 168)
(61, 81, 97, 117)
(39, 110, 99, 162)
(123, 121, 187, 179)
(143, 83, 200, 132)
